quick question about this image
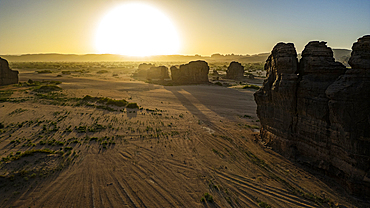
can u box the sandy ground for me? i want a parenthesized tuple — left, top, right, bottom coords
(0, 70, 367, 207)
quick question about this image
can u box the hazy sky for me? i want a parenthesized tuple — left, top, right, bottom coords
(0, 0, 369, 55)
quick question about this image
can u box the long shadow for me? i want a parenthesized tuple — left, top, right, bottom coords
(164, 84, 258, 122)
(165, 86, 213, 126)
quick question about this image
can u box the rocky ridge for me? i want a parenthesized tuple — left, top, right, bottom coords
(254, 35, 370, 196)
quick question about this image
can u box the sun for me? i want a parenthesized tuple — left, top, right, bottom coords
(95, 3, 181, 57)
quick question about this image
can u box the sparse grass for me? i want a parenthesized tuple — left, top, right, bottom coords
(8, 108, 28, 115)
(258, 201, 271, 208)
(36, 70, 52, 73)
(212, 149, 225, 158)
(201, 193, 214, 203)
(33, 85, 62, 93)
(243, 84, 260, 90)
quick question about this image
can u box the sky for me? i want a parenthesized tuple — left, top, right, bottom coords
(0, 0, 369, 56)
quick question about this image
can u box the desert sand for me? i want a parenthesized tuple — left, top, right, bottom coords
(0, 68, 365, 207)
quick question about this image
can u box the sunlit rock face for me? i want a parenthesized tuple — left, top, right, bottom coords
(170, 60, 209, 84)
(147, 66, 170, 80)
(254, 36, 370, 196)
(226, 61, 244, 79)
(0, 57, 18, 86)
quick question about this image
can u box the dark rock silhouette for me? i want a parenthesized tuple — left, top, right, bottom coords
(226, 61, 244, 79)
(147, 66, 170, 80)
(170, 60, 209, 85)
(254, 36, 370, 196)
(0, 57, 18, 86)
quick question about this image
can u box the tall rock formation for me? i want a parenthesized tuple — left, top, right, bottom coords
(325, 35, 370, 192)
(254, 43, 298, 154)
(170, 60, 209, 85)
(226, 61, 244, 79)
(254, 36, 370, 196)
(147, 66, 170, 80)
(0, 57, 18, 86)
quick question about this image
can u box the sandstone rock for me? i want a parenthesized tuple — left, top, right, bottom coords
(0, 57, 18, 86)
(254, 36, 370, 196)
(170, 60, 209, 85)
(325, 35, 370, 193)
(254, 42, 299, 154)
(133, 63, 155, 78)
(226, 61, 244, 79)
(295, 41, 346, 153)
(147, 66, 170, 80)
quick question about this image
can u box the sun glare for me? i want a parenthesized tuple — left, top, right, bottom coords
(95, 3, 181, 57)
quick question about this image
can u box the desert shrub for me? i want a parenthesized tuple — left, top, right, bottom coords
(126, 103, 139, 109)
(242, 84, 260, 90)
(36, 70, 52, 73)
(82, 95, 128, 107)
(9, 108, 28, 115)
(258, 201, 271, 208)
(0, 122, 4, 129)
(203, 193, 214, 202)
(106, 99, 128, 107)
(96, 70, 108, 74)
(215, 82, 223, 86)
(61, 71, 71, 74)
(33, 85, 62, 93)
(75, 126, 87, 133)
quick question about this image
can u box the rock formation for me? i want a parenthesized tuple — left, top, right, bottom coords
(147, 66, 170, 80)
(0, 57, 18, 86)
(170, 60, 209, 85)
(133, 63, 155, 78)
(254, 36, 370, 196)
(226, 61, 244, 79)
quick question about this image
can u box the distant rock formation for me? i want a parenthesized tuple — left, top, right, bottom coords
(138, 63, 154, 71)
(147, 66, 170, 80)
(226, 61, 244, 79)
(254, 36, 370, 196)
(170, 60, 209, 85)
(0, 57, 18, 86)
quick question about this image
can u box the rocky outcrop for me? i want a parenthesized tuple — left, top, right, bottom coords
(147, 66, 170, 80)
(170, 60, 209, 85)
(254, 36, 370, 196)
(226, 61, 244, 79)
(133, 63, 155, 78)
(0, 57, 18, 86)
(254, 43, 299, 152)
(325, 35, 370, 192)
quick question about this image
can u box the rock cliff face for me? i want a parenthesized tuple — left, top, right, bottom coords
(0, 57, 18, 86)
(254, 36, 370, 196)
(226, 61, 244, 79)
(147, 66, 170, 80)
(170, 60, 209, 85)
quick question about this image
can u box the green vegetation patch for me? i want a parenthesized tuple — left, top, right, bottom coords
(33, 85, 62, 93)
(82, 95, 128, 107)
